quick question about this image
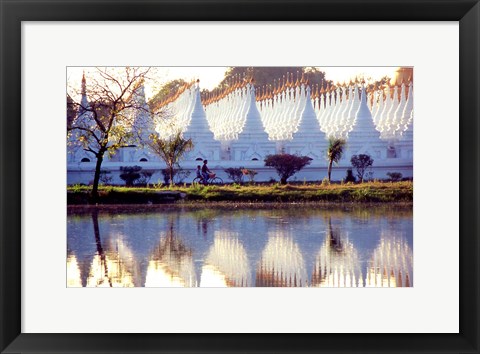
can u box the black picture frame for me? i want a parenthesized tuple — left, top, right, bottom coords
(1, 0, 479, 353)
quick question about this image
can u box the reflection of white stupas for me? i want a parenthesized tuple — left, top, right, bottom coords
(256, 231, 307, 287)
(66, 254, 82, 287)
(365, 232, 413, 287)
(86, 238, 137, 287)
(311, 228, 363, 287)
(145, 234, 196, 287)
(200, 231, 251, 287)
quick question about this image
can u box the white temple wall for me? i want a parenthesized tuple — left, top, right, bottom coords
(68, 159, 413, 185)
(220, 141, 233, 160)
(344, 143, 389, 161)
(394, 142, 414, 160)
(184, 143, 221, 161)
(230, 141, 277, 161)
(284, 142, 328, 160)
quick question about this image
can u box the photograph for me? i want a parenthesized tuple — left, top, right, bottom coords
(66, 66, 413, 288)
(2, 0, 477, 351)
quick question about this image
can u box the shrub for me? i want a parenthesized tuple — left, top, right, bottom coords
(119, 166, 142, 187)
(174, 169, 191, 184)
(365, 171, 374, 181)
(99, 170, 112, 185)
(351, 154, 374, 182)
(321, 177, 330, 186)
(387, 172, 403, 182)
(136, 170, 154, 186)
(264, 154, 313, 184)
(241, 168, 258, 183)
(344, 169, 356, 183)
(224, 167, 245, 184)
(161, 168, 191, 185)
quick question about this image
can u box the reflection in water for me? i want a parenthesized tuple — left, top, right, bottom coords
(85, 211, 138, 287)
(201, 231, 251, 287)
(256, 231, 307, 287)
(67, 206, 413, 287)
(365, 233, 413, 287)
(87, 250, 135, 287)
(66, 254, 82, 287)
(145, 222, 196, 287)
(311, 219, 363, 287)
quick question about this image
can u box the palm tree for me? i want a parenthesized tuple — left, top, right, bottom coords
(327, 138, 346, 182)
(148, 131, 194, 185)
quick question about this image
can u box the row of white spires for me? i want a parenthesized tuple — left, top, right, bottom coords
(67, 230, 412, 288)
(150, 78, 413, 143)
(70, 75, 413, 156)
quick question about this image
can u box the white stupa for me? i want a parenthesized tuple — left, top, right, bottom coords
(67, 72, 96, 163)
(183, 80, 221, 161)
(396, 82, 414, 159)
(230, 81, 276, 161)
(286, 85, 328, 159)
(346, 85, 388, 160)
(123, 82, 158, 163)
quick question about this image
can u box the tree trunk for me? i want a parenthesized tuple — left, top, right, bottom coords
(169, 165, 174, 186)
(280, 177, 287, 184)
(91, 151, 104, 201)
(327, 160, 333, 182)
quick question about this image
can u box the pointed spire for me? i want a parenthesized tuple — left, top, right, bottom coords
(81, 71, 86, 95)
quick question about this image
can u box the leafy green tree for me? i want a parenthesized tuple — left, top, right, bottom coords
(327, 138, 346, 182)
(147, 131, 194, 185)
(351, 154, 374, 182)
(67, 67, 158, 200)
(264, 154, 312, 184)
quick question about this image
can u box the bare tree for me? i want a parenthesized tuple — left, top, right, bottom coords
(67, 67, 161, 200)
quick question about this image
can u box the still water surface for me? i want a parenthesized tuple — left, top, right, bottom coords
(67, 205, 413, 288)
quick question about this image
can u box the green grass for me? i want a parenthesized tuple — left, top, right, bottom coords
(67, 181, 413, 204)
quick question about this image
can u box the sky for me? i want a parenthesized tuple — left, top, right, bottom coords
(67, 66, 399, 101)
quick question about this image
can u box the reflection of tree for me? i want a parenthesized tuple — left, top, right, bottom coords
(86, 210, 136, 287)
(145, 217, 196, 287)
(311, 218, 363, 287)
(197, 217, 210, 240)
(200, 231, 251, 287)
(365, 232, 413, 287)
(256, 231, 307, 287)
(91, 210, 112, 287)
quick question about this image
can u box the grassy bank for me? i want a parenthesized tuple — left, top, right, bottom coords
(67, 181, 413, 204)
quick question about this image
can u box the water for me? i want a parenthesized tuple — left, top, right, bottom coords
(67, 205, 413, 288)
